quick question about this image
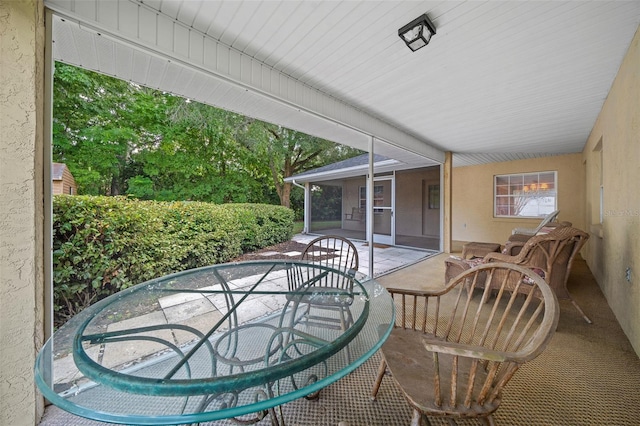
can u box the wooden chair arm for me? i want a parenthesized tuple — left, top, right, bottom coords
(386, 287, 441, 298)
(422, 337, 510, 363)
(422, 335, 543, 364)
(386, 274, 465, 297)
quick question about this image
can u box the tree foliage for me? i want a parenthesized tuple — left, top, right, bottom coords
(52, 63, 363, 209)
(132, 100, 271, 203)
(237, 123, 340, 208)
(53, 63, 168, 195)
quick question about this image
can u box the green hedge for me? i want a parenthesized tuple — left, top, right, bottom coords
(53, 195, 294, 326)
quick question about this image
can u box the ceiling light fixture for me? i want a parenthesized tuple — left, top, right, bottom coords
(398, 14, 436, 52)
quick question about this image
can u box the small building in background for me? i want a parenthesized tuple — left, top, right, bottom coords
(52, 163, 77, 195)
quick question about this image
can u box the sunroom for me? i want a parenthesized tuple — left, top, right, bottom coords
(286, 154, 441, 250)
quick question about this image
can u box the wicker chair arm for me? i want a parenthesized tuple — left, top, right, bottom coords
(483, 251, 515, 262)
(483, 242, 531, 263)
(502, 240, 526, 256)
(444, 256, 469, 267)
(444, 256, 476, 284)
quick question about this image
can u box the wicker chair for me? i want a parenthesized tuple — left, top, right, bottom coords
(371, 263, 559, 426)
(445, 226, 591, 323)
(286, 235, 359, 331)
(504, 221, 572, 254)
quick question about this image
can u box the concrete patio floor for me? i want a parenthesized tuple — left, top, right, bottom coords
(39, 252, 640, 425)
(290, 233, 439, 278)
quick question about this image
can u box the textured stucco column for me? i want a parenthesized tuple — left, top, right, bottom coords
(0, 0, 46, 424)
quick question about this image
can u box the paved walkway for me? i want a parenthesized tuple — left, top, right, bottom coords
(290, 234, 439, 278)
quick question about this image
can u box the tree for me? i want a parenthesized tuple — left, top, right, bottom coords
(132, 99, 275, 203)
(53, 62, 362, 206)
(53, 63, 166, 195)
(237, 122, 362, 208)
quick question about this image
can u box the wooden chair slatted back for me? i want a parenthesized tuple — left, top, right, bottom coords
(298, 235, 359, 291)
(386, 262, 559, 410)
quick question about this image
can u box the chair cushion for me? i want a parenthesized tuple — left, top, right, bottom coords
(537, 226, 555, 235)
(524, 267, 545, 284)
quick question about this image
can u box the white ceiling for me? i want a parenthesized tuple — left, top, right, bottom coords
(45, 0, 640, 167)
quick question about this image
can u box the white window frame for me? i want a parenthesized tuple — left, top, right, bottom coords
(494, 171, 558, 218)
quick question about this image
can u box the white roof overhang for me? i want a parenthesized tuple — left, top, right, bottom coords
(286, 158, 401, 184)
(46, 1, 444, 167)
(44, 1, 640, 167)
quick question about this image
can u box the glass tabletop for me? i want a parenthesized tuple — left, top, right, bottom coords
(35, 260, 394, 425)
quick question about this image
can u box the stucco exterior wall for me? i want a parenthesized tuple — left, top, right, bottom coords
(451, 153, 586, 251)
(0, 0, 46, 424)
(340, 170, 440, 238)
(582, 26, 640, 355)
(395, 167, 440, 238)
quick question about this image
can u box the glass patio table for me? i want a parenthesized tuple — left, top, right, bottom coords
(35, 260, 394, 425)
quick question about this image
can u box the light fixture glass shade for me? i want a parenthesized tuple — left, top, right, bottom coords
(398, 14, 436, 52)
(408, 37, 427, 52)
(401, 24, 423, 43)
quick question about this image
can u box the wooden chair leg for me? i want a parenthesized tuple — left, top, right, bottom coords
(370, 358, 387, 400)
(410, 410, 422, 426)
(484, 414, 497, 426)
(411, 410, 432, 426)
